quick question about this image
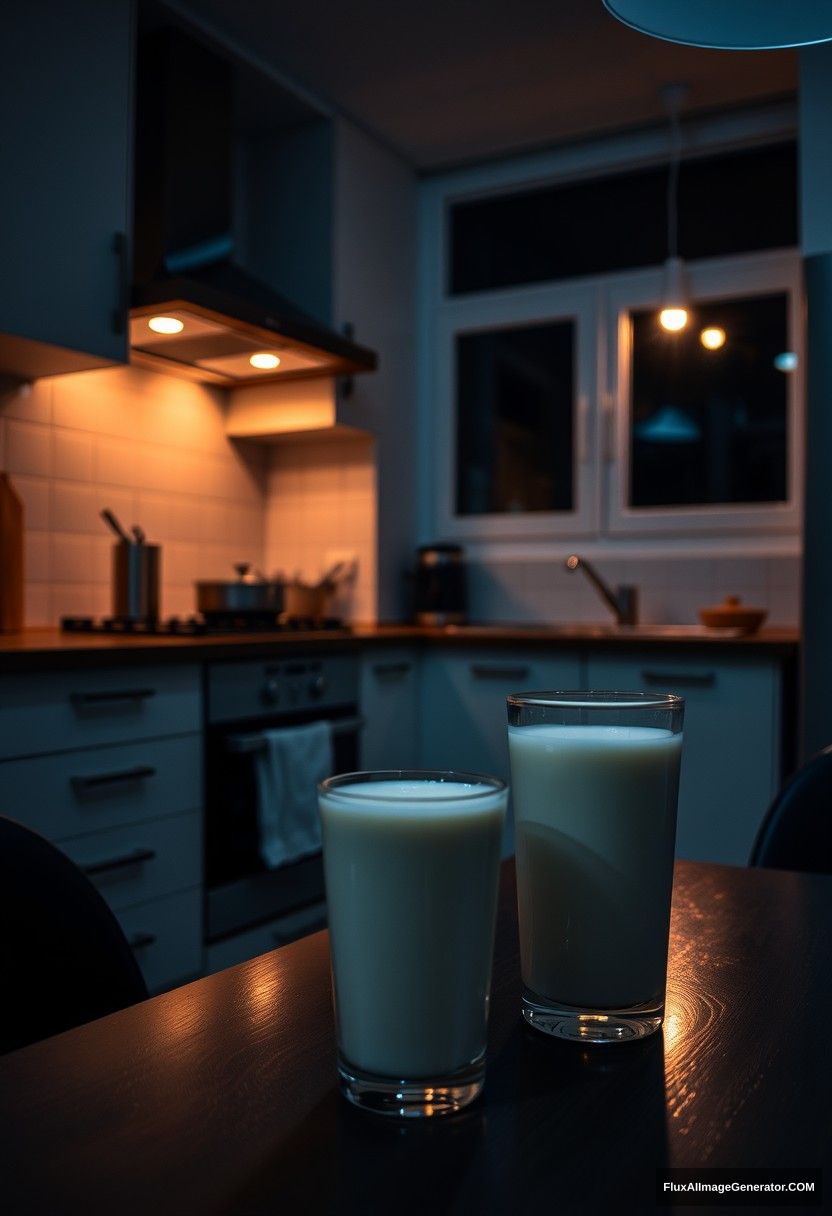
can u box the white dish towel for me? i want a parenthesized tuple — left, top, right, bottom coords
(254, 721, 334, 869)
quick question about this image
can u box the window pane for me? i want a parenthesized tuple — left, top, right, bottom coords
(450, 143, 796, 295)
(630, 293, 789, 508)
(456, 321, 574, 515)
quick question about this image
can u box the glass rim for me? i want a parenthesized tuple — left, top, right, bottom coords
(318, 769, 508, 801)
(506, 689, 684, 710)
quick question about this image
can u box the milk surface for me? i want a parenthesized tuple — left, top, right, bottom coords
(508, 724, 682, 1009)
(319, 779, 506, 1079)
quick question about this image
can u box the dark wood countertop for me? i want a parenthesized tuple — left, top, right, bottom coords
(0, 624, 800, 672)
(0, 859, 828, 1215)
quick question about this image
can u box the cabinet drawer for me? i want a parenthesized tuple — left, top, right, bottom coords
(360, 648, 419, 770)
(117, 889, 203, 994)
(205, 901, 327, 975)
(0, 734, 202, 840)
(586, 653, 781, 864)
(59, 811, 201, 912)
(0, 664, 201, 759)
(419, 649, 582, 858)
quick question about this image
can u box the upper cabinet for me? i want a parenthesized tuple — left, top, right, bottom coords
(0, 0, 134, 381)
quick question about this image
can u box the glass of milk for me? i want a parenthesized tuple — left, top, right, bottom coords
(507, 691, 684, 1043)
(318, 770, 507, 1117)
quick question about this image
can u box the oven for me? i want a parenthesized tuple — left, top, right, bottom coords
(203, 653, 361, 965)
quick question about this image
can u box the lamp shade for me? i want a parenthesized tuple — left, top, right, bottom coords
(602, 0, 832, 50)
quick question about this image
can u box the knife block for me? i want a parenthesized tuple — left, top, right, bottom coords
(0, 472, 24, 631)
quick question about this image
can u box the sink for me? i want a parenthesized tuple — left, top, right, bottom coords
(441, 623, 743, 639)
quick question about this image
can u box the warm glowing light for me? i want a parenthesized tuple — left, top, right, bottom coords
(147, 316, 184, 335)
(700, 326, 726, 350)
(774, 351, 798, 373)
(659, 307, 688, 332)
(249, 352, 281, 370)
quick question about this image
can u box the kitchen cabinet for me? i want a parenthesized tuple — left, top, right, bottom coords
(360, 648, 419, 770)
(0, 663, 203, 993)
(418, 648, 582, 855)
(586, 652, 782, 864)
(0, 0, 134, 380)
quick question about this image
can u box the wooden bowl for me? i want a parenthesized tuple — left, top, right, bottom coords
(698, 595, 767, 634)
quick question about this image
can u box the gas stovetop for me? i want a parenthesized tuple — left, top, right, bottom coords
(60, 615, 349, 636)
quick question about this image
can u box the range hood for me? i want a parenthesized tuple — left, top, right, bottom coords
(131, 30, 377, 387)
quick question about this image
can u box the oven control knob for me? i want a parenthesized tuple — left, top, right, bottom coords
(309, 675, 327, 700)
(261, 678, 280, 706)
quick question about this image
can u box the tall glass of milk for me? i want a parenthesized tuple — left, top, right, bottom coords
(507, 691, 684, 1043)
(318, 770, 507, 1117)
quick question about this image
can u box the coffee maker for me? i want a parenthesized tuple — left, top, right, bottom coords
(412, 544, 467, 626)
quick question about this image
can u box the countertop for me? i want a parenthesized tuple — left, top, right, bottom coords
(0, 623, 800, 672)
(1, 859, 828, 1215)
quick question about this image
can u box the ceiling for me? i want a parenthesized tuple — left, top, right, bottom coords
(179, 0, 797, 169)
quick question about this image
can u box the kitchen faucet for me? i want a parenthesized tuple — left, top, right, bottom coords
(565, 554, 638, 626)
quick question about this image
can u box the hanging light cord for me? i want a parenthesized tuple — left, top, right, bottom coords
(666, 99, 682, 261)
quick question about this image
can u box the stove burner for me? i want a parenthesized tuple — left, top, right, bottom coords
(60, 615, 348, 636)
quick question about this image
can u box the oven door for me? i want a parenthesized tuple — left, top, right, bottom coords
(205, 708, 362, 943)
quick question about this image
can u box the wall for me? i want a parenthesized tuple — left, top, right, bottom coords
(0, 365, 267, 625)
(333, 119, 419, 620)
(466, 552, 800, 627)
(799, 43, 832, 755)
(262, 434, 377, 623)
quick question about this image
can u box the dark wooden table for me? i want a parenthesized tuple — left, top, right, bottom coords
(1, 861, 829, 1215)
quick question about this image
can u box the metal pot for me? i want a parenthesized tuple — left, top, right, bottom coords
(113, 541, 161, 622)
(282, 561, 354, 620)
(196, 564, 284, 617)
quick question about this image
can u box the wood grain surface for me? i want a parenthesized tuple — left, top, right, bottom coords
(1, 861, 829, 1215)
(0, 624, 800, 674)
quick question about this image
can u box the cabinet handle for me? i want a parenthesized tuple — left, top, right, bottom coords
(641, 670, 716, 688)
(127, 932, 156, 951)
(71, 765, 156, 795)
(470, 664, 531, 681)
(372, 662, 413, 677)
(82, 847, 156, 876)
(70, 688, 156, 708)
(112, 230, 128, 335)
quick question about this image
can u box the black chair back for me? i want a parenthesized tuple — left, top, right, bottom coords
(0, 816, 148, 1054)
(749, 745, 832, 874)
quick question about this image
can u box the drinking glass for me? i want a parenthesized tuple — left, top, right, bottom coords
(507, 692, 684, 1043)
(318, 770, 507, 1117)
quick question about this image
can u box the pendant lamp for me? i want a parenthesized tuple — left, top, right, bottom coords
(658, 84, 689, 332)
(602, 0, 832, 51)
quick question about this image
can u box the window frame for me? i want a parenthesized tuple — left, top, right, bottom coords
(433, 279, 601, 540)
(604, 249, 803, 537)
(417, 104, 802, 550)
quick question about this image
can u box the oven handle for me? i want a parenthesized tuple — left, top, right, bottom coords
(226, 716, 365, 754)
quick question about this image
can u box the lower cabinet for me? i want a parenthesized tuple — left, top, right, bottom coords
(418, 648, 582, 856)
(359, 648, 419, 770)
(586, 652, 782, 864)
(0, 663, 205, 994)
(116, 889, 203, 993)
(204, 900, 327, 975)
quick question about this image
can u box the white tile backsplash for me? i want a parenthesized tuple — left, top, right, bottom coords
(466, 554, 801, 627)
(1, 366, 271, 625)
(264, 435, 377, 623)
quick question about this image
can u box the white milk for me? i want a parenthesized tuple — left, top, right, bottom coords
(508, 724, 682, 1009)
(319, 779, 506, 1079)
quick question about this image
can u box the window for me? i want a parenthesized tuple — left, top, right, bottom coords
(433, 281, 598, 540)
(422, 122, 802, 545)
(607, 251, 801, 536)
(630, 293, 789, 508)
(456, 320, 575, 515)
(450, 143, 797, 295)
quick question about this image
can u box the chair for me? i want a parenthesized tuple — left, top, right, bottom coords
(0, 816, 149, 1055)
(749, 745, 832, 874)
